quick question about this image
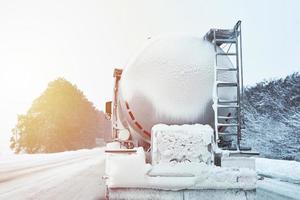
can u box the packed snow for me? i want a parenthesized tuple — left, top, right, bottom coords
(105, 146, 256, 190)
(151, 124, 214, 165)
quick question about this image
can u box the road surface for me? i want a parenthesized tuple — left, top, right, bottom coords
(0, 148, 106, 200)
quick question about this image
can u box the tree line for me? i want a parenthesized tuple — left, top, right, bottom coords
(10, 78, 111, 153)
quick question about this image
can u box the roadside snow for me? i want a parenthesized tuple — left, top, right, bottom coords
(257, 178, 300, 200)
(256, 158, 300, 184)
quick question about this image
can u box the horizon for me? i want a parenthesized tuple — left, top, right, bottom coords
(1, 0, 300, 153)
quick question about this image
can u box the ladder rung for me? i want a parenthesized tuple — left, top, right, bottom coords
(217, 82, 238, 87)
(229, 151, 260, 156)
(217, 104, 239, 108)
(204, 29, 236, 42)
(216, 67, 237, 71)
(218, 132, 237, 136)
(218, 116, 237, 120)
(218, 99, 238, 104)
(219, 140, 233, 146)
(214, 38, 236, 43)
(216, 53, 237, 56)
(217, 123, 239, 127)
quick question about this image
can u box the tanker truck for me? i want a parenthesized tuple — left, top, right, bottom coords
(103, 21, 258, 200)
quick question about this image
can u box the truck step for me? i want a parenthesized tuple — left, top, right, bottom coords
(217, 82, 238, 87)
(216, 52, 237, 56)
(217, 104, 239, 108)
(216, 67, 238, 71)
(218, 99, 238, 104)
(218, 116, 237, 120)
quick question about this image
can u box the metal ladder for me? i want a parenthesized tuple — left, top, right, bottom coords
(204, 21, 244, 151)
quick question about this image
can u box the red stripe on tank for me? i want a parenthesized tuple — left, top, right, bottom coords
(135, 122, 143, 130)
(125, 100, 150, 138)
(125, 101, 130, 110)
(128, 111, 135, 120)
(143, 130, 151, 136)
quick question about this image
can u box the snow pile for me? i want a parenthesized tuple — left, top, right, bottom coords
(105, 124, 256, 191)
(105, 145, 256, 190)
(151, 124, 214, 165)
(256, 158, 300, 184)
(106, 157, 256, 190)
(105, 147, 151, 187)
(148, 162, 256, 190)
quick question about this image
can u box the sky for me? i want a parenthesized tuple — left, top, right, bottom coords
(0, 0, 299, 153)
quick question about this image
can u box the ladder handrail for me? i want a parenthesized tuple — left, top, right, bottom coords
(233, 20, 242, 32)
(239, 22, 244, 126)
(213, 30, 219, 143)
(234, 26, 241, 150)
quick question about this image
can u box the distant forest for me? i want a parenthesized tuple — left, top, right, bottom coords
(242, 72, 300, 160)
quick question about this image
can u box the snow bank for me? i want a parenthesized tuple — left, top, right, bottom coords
(257, 177, 300, 200)
(151, 124, 214, 165)
(256, 158, 300, 184)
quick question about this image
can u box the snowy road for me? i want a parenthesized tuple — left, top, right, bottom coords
(0, 148, 106, 200)
(1, 148, 300, 200)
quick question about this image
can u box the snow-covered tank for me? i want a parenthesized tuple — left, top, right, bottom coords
(105, 22, 258, 200)
(117, 35, 237, 144)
